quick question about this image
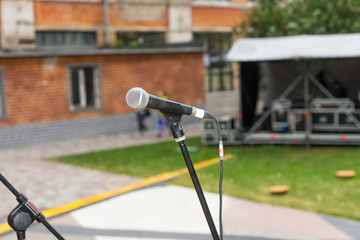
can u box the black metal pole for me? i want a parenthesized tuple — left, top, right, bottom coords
(0, 173, 22, 198)
(177, 140, 220, 240)
(16, 231, 26, 240)
(163, 112, 220, 240)
(42, 220, 65, 240)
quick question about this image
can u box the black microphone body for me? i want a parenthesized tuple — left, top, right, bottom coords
(126, 87, 212, 119)
(147, 94, 193, 116)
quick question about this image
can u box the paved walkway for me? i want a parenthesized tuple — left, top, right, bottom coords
(0, 123, 202, 224)
(3, 184, 360, 240)
(1, 122, 360, 240)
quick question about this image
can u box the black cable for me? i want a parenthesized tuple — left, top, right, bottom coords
(209, 115, 224, 240)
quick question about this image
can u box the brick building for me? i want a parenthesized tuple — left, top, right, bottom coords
(0, 0, 248, 147)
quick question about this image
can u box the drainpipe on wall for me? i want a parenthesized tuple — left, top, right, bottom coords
(103, 0, 110, 47)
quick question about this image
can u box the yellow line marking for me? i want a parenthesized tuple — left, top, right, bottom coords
(0, 225, 11, 235)
(0, 154, 232, 235)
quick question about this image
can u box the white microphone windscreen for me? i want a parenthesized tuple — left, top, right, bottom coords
(126, 87, 149, 109)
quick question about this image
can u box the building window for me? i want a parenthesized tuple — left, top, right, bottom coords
(116, 32, 165, 48)
(67, 65, 102, 112)
(36, 31, 96, 48)
(194, 32, 233, 92)
(0, 69, 6, 120)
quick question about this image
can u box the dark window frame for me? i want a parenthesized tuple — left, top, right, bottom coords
(67, 64, 103, 113)
(116, 32, 166, 48)
(36, 31, 96, 48)
(194, 32, 233, 92)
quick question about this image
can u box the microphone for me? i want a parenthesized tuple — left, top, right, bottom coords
(127, 87, 224, 239)
(126, 87, 212, 119)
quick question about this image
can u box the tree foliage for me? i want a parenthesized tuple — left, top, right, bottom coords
(235, 0, 360, 38)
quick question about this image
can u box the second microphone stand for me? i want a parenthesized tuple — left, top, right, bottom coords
(0, 173, 65, 240)
(163, 112, 220, 240)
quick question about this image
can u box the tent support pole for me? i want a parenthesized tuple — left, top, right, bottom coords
(304, 73, 311, 148)
(244, 75, 303, 141)
(238, 63, 243, 131)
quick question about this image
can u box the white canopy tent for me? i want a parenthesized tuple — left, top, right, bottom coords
(226, 33, 360, 62)
(223, 33, 360, 145)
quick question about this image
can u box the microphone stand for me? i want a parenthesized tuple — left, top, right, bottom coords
(163, 112, 220, 240)
(0, 173, 65, 240)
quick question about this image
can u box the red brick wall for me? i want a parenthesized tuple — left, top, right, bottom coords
(34, 1, 246, 31)
(0, 52, 204, 126)
(34, 1, 168, 30)
(110, 3, 168, 28)
(192, 7, 245, 29)
(34, 1, 104, 28)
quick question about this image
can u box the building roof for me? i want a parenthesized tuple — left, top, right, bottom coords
(226, 33, 360, 62)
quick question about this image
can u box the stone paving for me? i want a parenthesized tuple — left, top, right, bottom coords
(0, 123, 202, 224)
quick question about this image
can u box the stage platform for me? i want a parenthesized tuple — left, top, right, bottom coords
(203, 130, 360, 146)
(243, 132, 360, 145)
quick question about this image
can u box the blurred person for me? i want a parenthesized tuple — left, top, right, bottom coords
(136, 108, 150, 137)
(157, 90, 169, 137)
(330, 80, 346, 98)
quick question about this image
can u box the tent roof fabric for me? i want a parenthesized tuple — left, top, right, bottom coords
(226, 33, 360, 62)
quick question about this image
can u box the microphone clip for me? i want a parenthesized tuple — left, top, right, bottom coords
(8, 195, 42, 240)
(162, 112, 185, 139)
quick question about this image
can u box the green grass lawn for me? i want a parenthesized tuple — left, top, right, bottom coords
(49, 137, 360, 221)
